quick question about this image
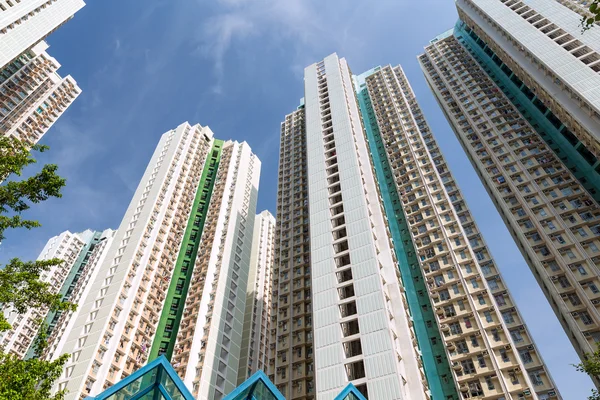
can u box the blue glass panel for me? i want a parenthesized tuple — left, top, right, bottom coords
(104, 369, 158, 400)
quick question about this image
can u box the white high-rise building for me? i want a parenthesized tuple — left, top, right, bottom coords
(420, 0, 600, 378)
(0, 41, 80, 146)
(271, 53, 428, 400)
(50, 122, 261, 400)
(0, 230, 86, 358)
(0, 0, 85, 69)
(170, 139, 260, 400)
(238, 210, 276, 384)
(45, 229, 116, 361)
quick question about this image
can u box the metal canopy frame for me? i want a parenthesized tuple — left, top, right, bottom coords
(223, 370, 285, 400)
(84, 355, 194, 400)
(333, 383, 368, 400)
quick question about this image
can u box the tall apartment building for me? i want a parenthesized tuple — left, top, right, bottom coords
(45, 229, 116, 361)
(0, 0, 85, 69)
(271, 105, 314, 399)
(272, 53, 429, 400)
(553, 0, 594, 19)
(357, 64, 559, 399)
(0, 229, 90, 358)
(458, 0, 600, 201)
(238, 210, 276, 384)
(419, 0, 600, 370)
(0, 41, 80, 146)
(50, 122, 261, 400)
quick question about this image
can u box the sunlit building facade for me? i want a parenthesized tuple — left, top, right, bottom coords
(0, 229, 89, 358)
(50, 122, 261, 400)
(0, 41, 80, 146)
(0, 0, 84, 69)
(359, 64, 559, 399)
(44, 229, 116, 361)
(238, 210, 276, 384)
(419, 0, 600, 377)
(272, 53, 429, 400)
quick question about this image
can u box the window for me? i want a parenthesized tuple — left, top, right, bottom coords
(477, 354, 486, 368)
(519, 350, 533, 364)
(530, 371, 544, 386)
(494, 294, 506, 306)
(568, 293, 582, 306)
(564, 249, 576, 259)
(470, 335, 479, 347)
(456, 340, 468, 354)
(461, 359, 476, 374)
(510, 330, 523, 343)
(547, 261, 560, 272)
(450, 322, 462, 335)
(484, 311, 493, 323)
(502, 311, 514, 324)
(557, 276, 571, 288)
(452, 284, 459, 294)
(581, 312, 594, 326)
(500, 348, 510, 362)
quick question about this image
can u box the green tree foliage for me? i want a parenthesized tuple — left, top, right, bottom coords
(583, 1, 600, 31)
(0, 136, 74, 400)
(574, 344, 600, 400)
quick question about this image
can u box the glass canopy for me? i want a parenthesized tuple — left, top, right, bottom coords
(223, 370, 285, 400)
(87, 356, 366, 400)
(85, 356, 194, 400)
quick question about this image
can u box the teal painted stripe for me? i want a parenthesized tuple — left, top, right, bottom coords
(355, 82, 458, 400)
(455, 21, 600, 203)
(25, 231, 103, 359)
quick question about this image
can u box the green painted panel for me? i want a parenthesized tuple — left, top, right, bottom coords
(149, 140, 224, 361)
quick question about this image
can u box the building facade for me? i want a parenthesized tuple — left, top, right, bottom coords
(271, 105, 315, 399)
(0, 0, 85, 69)
(50, 122, 261, 400)
(0, 41, 80, 146)
(420, 0, 600, 372)
(0, 229, 88, 358)
(358, 64, 559, 399)
(272, 53, 429, 400)
(457, 0, 600, 200)
(238, 210, 276, 384)
(45, 229, 116, 362)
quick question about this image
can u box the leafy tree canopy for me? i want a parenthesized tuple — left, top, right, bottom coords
(0, 136, 73, 400)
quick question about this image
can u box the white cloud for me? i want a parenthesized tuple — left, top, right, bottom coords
(197, 0, 355, 92)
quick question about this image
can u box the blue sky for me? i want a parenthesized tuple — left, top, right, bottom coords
(0, 0, 593, 397)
